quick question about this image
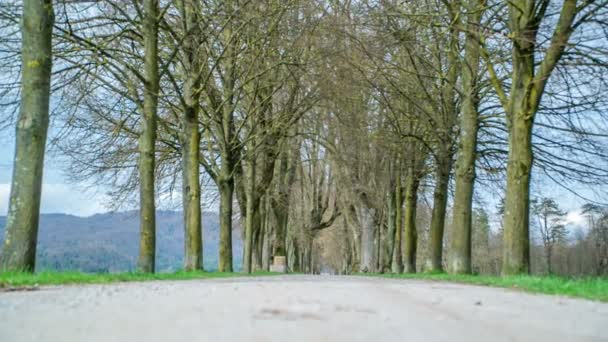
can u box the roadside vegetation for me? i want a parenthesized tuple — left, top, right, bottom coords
(370, 273, 608, 302)
(1, 269, 606, 303)
(0, 270, 277, 288)
(1, 0, 608, 284)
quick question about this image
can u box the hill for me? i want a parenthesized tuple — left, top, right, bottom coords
(0, 211, 243, 272)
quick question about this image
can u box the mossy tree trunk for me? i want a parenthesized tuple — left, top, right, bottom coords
(136, 0, 159, 273)
(181, 0, 202, 271)
(448, 0, 483, 274)
(243, 148, 257, 273)
(391, 175, 404, 273)
(271, 143, 297, 264)
(425, 150, 452, 272)
(217, 1, 237, 272)
(424, 3, 460, 273)
(498, 0, 578, 275)
(0, 0, 54, 272)
(385, 177, 397, 272)
(403, 167, 420, 273)
(218, 172, 234, 272)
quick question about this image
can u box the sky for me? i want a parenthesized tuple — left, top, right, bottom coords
(0, 126, 590, 229)
(0, 132, 107, 217)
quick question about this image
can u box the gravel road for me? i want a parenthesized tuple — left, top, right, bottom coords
(1, 275, 607, 342)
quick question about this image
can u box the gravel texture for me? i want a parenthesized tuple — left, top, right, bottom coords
(1, 275, 607, 342)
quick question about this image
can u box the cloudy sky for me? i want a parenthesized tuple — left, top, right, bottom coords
(0, 124, 591, 226)
(0, 132, 107, 217)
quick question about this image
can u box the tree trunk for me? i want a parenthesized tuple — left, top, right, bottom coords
(425, 154, 451, 273)
(218, 176, 234, 272)
(546, 246, 553, 274)
(182, 106, 202, 271)
(180, 0, 203, 272)
(271, 144, 296, 262)
(384, 185, 396, 272)
(502, 97, 534, 275)
(500, 0, 577, 276)
(358, 206, 376, 272)
(0, 0, 54, 272)
(137, 0, 159, 273)
(448, 0, 482, 274)
(243, 155, 256, 273)
(391, 177, 403, 273)
(262, 217, 271, 271)
(403, 169, 419, 273)
(253, 198, 267, 271)
(424, 2, 460, 273)
(217, 7, 236, 272)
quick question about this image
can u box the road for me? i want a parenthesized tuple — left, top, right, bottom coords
(1, 275, 607, 341)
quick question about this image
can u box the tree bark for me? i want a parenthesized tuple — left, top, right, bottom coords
(218, 176, 234, 272)
(271, 143, 297, 263)
(425, 154, 451, 272)
(243, 154, 256, 273)
(391, 177, 403, 273)
(181, 108, 202, 271)
(217, 3, 237, 272)
(448, 0, 482, 274)
(500, 0, 577, 276)
(385, 182, 397, 272)
(358, 206, 376, 272)
(403, 168, 419, 273)
(0, 0, 54, 272)
(180, 0, 203, 272)
(136, 0, 159, 273)
(424, 2, 460, 273)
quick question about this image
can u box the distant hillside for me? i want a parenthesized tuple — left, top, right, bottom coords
(0, 211, 243, 272)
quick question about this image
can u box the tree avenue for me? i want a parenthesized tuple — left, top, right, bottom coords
(0, 0, 607, 277)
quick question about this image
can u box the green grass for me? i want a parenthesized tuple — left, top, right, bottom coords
(367, 272, 608, 302)
(0, 270, 277, 288)
(3, 270, 607, 302)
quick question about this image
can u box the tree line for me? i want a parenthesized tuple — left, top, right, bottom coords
(0, 0, 607, 276)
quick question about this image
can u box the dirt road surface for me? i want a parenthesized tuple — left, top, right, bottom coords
(1, 275, 607, 341)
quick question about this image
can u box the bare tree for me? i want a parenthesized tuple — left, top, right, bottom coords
(0, 0, 54, 272)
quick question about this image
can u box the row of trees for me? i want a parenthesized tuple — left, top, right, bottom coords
(1, 0, 607, 276)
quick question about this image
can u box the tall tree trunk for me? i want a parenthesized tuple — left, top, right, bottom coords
(425, 154, 451, 272)
(181, 109, 202, 271)
(546, 246, 553, 274)
(218, 175, 234, 272)
(424, 2, 460, 273)
(502, 95, 534, 275)
(403, 168, 419, 273)
(0, 0, 54, 272)
(500, 0, 577, 276)
(137, 0, 159, 273)
(181, 0, 202, 272)
(358, 206, 376, 272)
(385, 183, 397, 272)
(448, 0, 483, 274)
(243, 154, 256, 273)
(253, 198, 267, 271)
(217, 1, 236, 272)
(271, 143, 297, 263)
(391, 177, 403, 273)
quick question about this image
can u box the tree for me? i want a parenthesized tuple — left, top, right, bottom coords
(136, 0, 160, 273)
(447, 0, 484, 274)
(483, 0, 599, 275)
(0, 0, 54, 272)
(532, 197, 567, 274)
(582, 203, 608, 276)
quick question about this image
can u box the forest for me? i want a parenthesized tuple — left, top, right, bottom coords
(0, 0, 607, 278)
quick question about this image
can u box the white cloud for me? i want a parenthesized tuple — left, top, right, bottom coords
(0, 183, 107, 217)
(566, 209, 585, 226)
(0, 184, 9, 215)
